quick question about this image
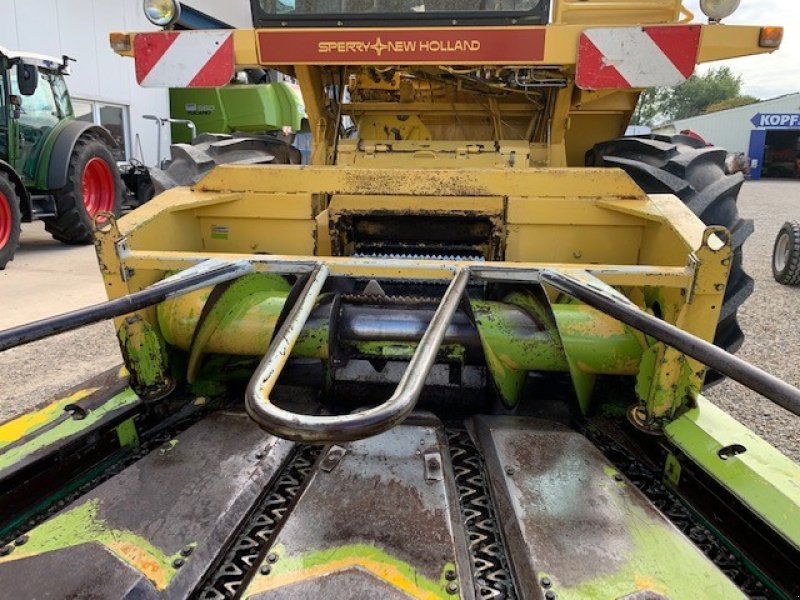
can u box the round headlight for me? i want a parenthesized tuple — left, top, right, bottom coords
(143, 0, 182, 28)
(699, 0, 741, 22)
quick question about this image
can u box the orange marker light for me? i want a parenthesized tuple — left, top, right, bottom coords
(760, 27, 784, 49)
(109, 33, 133, 54)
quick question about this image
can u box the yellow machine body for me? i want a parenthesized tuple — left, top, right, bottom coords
(99, 0, 784, 425)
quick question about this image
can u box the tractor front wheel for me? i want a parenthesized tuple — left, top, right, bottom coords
(772, 221, 800, 286)
(0, 172, 22, 270)
(45, 135, 123, 245)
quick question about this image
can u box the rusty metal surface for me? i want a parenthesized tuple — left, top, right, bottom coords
(0, 412, 294, 598)
(0, 543, 159, 598)
(242, 413, 473, 600)
(472, 416, 744, 600)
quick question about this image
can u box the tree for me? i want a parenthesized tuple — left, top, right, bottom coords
(631, 67, 757, 126)
(660, 67, 744, 120)
(704, 95, 759, 113)
(630, 88, 667, 126)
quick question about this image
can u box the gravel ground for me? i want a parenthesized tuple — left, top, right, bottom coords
(0, 181, 798, 461)
(705, 180, 800, 462)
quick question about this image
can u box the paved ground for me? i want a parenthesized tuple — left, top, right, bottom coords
(704, 180, 800, 462)
(0, 225, 121, 415)
(0, 182, 798, 461)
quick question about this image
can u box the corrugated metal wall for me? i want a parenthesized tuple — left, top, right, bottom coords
(654, 94, 800, 153)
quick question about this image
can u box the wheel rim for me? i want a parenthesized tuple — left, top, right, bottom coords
(82, 157, 115, 217)
(0, 191, 11, 248)
(775, 231, 791, 273)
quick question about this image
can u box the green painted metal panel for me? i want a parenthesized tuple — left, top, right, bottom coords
(0, 388, 140, 472)
(665, 395, 800, 551)
(169, 83, 306, 143)
(30, 118, 73, 189)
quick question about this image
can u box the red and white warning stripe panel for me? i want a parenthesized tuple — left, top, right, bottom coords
(576, 25, 702, 90)
(134, 31, 235, 88)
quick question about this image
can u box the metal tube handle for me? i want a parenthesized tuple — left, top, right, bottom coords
(246, 268, 470, 442)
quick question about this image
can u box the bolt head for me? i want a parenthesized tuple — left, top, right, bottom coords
(180, 545, 193, 557)
(260, 564, 271, 575)
(14, 535, 28, 546)
(445, 569, 457, 581)
(545, 591, 557, 600)
(505, 466, 515, 476)
(267, 552, 278, 563)
(446, 582, 459, 594)
(172, 557, 185, 568)
(0, 546, 12, 556)
(540, 576, 552, 588)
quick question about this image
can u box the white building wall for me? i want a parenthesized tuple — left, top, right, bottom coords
(0, 0, 171, 167)
(654, 94, 800, 154)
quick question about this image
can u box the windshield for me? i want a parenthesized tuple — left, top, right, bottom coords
(262, 0, 541, 14)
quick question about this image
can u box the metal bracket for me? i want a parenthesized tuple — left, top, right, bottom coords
(424, 451, 444, 482)
(685, 253, 700, 304)
(115, 236, 130, 260)
(320, 445, 347, 472)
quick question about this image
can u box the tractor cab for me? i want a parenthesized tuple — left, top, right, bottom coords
(0, 47, 122, 269)
(0, 48, 74, 186)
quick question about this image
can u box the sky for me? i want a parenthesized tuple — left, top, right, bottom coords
(683, 0, 800, 99)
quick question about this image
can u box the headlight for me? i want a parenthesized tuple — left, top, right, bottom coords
(699, 0, 741, 22)
(143, 0, 181, 28)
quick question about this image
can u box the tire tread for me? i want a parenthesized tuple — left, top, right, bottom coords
(588, 134, 754, 372)
(773, 220, 800, 286)
(44, 134, 123, 245)
(0, 172, 22, 270)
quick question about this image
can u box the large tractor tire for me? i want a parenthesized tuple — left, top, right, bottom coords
(45, 134, 124, 245)
(588, 134, 754, 368)
(0, 172, 22, 270)
(149, 134, 302, 194)
(772, 221, 800, 286)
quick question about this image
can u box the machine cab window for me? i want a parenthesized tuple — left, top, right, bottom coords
(9, 68, 63, 180)
(254, 0, 549, 26)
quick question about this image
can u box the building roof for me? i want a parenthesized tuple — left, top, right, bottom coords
(666, 93, 800, 128)
(0, 46, 68, 73)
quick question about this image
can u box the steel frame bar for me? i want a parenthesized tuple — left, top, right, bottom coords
(118, 250, 695, 288)
(541, 270, 800, 418)
(0, 260, 253, 353)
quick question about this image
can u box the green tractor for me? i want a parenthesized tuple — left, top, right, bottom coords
(0, 46, 123, 269)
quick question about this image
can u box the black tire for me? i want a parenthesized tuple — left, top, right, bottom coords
(0, 172, 22, 270)
(772, 221, 800, 286)
(149, 134, 302, 194)
(135, 177, 155, 206)
(588, 134, 754, 370)
(44, 135, 124, 245)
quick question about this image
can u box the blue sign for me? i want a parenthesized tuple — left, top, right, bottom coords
(750, 113, 800, 128)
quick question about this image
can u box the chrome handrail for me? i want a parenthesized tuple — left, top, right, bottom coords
(245, 267, 470, 442)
